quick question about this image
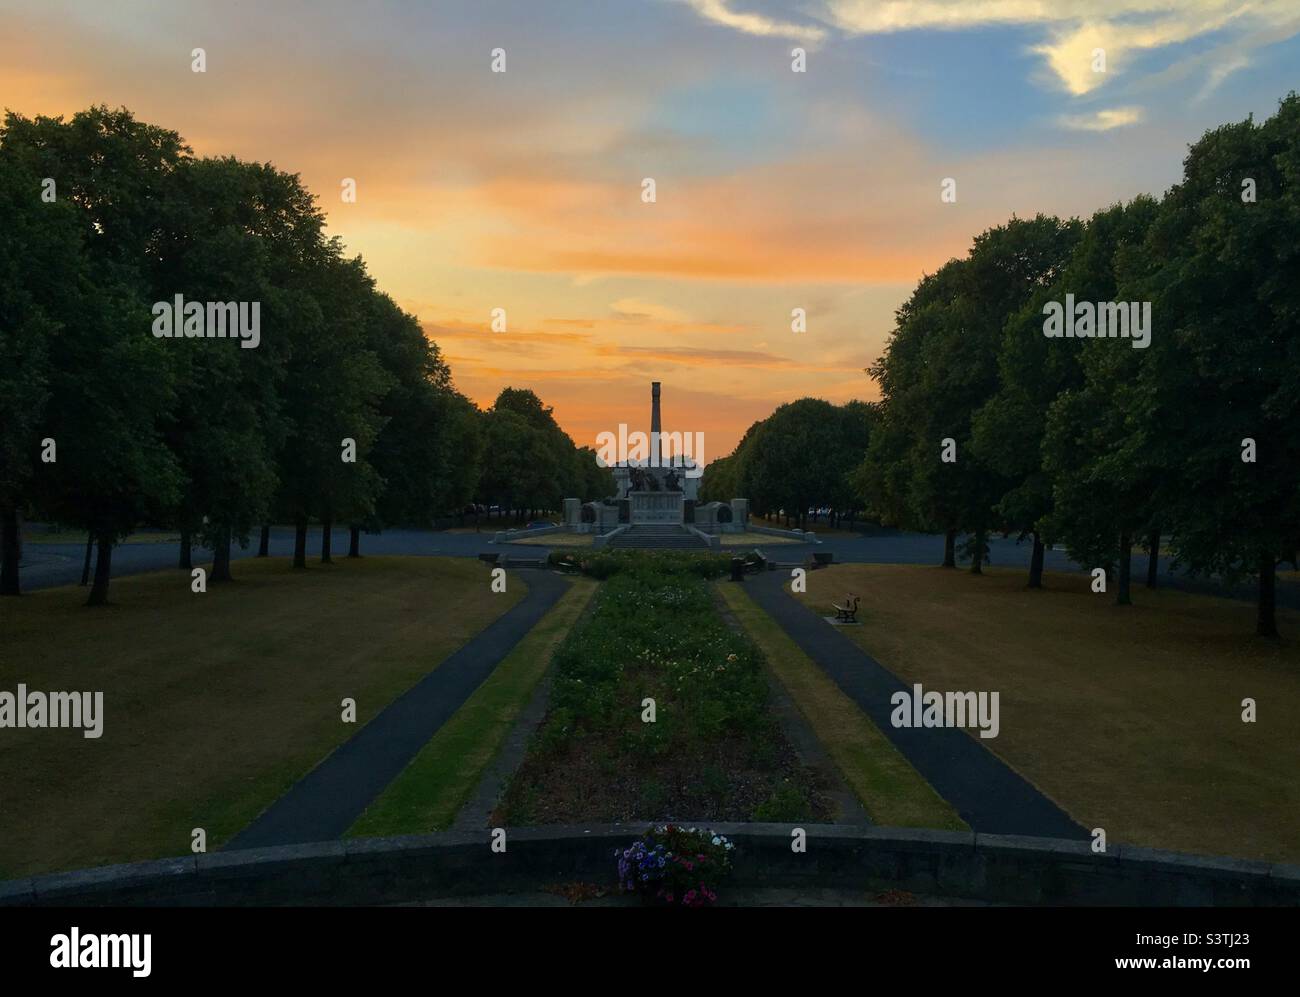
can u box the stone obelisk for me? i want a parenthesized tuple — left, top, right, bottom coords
(650, 381, 662, 467)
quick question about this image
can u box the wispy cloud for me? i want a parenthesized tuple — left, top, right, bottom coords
(1057, 105, 1143, 131)
(766, 1, 1300, 98)
(609, 297, 690, 323)
(679, 0, 827, 45)
(1032, 8, 1245, 96)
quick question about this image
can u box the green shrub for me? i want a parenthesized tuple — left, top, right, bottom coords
(549, 548, 730, 580)
(752, 782, 810, 822)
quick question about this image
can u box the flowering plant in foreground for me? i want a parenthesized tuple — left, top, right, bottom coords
(615, 825, 735, 906)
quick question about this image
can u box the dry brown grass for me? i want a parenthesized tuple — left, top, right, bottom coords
(0, 556, 520, 877)
(796, 564, 1300, 863)
(509, 531, 594, 547)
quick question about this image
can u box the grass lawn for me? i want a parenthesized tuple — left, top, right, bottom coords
(442, 522, 554, 535)
(749, 517, 866, 540)
(717, 582, 965, 831)
(509, 531, 594, 547)
(0, 556, 521, 878)
(718, 531, 800, 547)
(796, 564, 1300, 863)
(348, 578, 598, 836)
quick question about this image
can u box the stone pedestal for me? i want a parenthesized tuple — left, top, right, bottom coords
(731, 498, 749, 526)
(563, 498, 581, 527)
(630, 490, 683, 524)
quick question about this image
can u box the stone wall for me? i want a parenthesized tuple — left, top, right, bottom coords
(4, 825, 1296, 907)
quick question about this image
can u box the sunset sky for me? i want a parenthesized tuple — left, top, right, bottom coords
(3, 0, 1298, 459)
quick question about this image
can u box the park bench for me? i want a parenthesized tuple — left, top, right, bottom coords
(832, 594, 859, 623)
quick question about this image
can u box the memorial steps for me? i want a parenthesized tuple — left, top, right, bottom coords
(607, 524, 710, 550)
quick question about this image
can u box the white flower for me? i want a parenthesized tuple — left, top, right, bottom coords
(712, 836, 721, 846)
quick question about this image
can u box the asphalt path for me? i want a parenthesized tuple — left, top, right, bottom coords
(15, 524, 1292, 608)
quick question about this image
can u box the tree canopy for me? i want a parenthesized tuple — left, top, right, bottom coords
(857, 93, 1300, 634)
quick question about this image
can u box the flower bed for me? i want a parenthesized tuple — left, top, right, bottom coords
(547, 548, 730, 580)
(617, 825, 735, 906)
(495, 556, 830, 824)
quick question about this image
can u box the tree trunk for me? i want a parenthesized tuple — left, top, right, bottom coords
(178, 526, 193, 570)
(86, 531, 114, 606)
(1146, 529, 1160, 589)
(210, 527, 233, 582)
(321, 518, 333, 563)
(1257, 551, 1277, 638)
(0, 506, 20, 596)
(1028, 532, 1044, 589)
(970, 529, 985, 575)
(349, 524, 361, 558)
(81, 531, 94, 586)
(257, 524, 270, 557)
(1116, 532, 1132, 606)
(943, 529, 956, 568)
(293, 517, 307, 569)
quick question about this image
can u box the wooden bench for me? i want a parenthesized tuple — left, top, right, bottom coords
(832, 594, 859, 623)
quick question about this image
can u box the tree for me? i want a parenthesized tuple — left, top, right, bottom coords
(827, 400, 875, 527)
(0, 145, 80, 594)
(2, 107, 186, 604)
(976, 204, 1151, 588)
(482, 388, 581, 520)
(866, 218, 1079, 573)
(438, 392, 484, 527)
(863, 260, 969, 564)
(357, 292, 453, 551)
(1131, 95, 1300, 635)
(737, 398, 859, 529)
(699, 453, 738, 505)
(475, 408, 538, 519)
(573, 446, 615, 502)
(156, 157, 287, 582)
(271, 245, 388, 568)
